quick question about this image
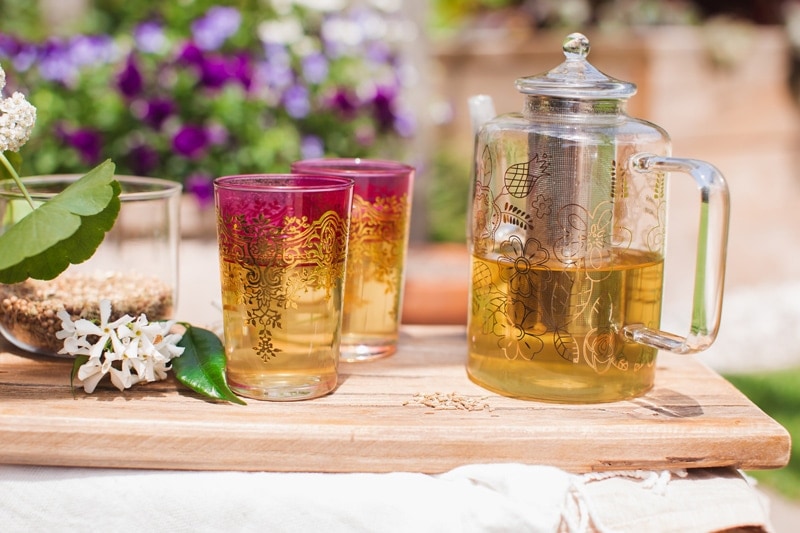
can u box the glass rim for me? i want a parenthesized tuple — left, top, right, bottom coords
(0, 174, 183, 201)
(291, 158, 414, 177)
(214, 174, 355, 193)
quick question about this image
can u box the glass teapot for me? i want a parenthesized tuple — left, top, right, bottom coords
(466, 33, 729, 403)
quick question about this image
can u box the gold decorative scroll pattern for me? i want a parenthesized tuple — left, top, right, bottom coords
(218, 210, 349, 361)
(347, 193, 409, 311)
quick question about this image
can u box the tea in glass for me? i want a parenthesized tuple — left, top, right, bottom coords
(291, 158, 414, 362)
(468, 246, 664, 403)
(214, 175, 353, 400)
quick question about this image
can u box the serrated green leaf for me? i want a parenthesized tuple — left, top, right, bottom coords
(0, 159, 119, 283)
(173, 325, 246, 405)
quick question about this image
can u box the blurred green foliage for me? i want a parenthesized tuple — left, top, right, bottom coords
(726, 369, 800, 500)
(427, 151, 470, 242)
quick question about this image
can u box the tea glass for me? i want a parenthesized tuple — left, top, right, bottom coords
(291, 158, 414, 362)
(214, 175, 354, 401)
(0, 175, 181, 355)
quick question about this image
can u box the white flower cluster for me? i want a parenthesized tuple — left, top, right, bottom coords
(0, 64, 36, 152)
(57, 299, 185, 393)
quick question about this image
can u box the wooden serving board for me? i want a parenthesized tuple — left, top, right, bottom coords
(0, 326, 790, 473)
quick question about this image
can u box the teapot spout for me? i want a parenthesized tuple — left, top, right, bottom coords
(468, 94, 496, 135)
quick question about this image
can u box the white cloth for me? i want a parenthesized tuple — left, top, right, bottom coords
(0, 463, 773, 532)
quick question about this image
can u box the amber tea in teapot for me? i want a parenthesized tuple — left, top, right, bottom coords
(466, 33, 729, 403)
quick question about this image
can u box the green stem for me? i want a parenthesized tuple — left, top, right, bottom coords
(0, 152, 35, 209)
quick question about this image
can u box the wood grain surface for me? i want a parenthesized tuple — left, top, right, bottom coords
(0, 326, 791, 473)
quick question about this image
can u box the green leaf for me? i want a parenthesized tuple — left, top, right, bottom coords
(0, 159, 119, 283)
(173, 325, 246, 405)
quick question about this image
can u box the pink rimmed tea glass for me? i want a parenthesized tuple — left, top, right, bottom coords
(291, 158, 414, 362)
(214, 175, 354, 401)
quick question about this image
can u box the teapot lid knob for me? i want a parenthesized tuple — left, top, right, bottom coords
(514, 32, 636, 100)
(562, 33, 590, 60)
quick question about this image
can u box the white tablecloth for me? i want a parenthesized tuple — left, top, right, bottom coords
(0, 463, 773, 532)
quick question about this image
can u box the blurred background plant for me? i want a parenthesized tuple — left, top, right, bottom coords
(0, 0, 416, 206)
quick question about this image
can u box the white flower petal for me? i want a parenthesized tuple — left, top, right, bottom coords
(74, 318, 103, 336)
(123, 338, 141, 360)
(55, 329, 74, 340)
(108, 314, 134, 329)
(56, 308, 76, 333)
(143, 360, 156, 382)
(117, 324, 133, 339)
(152, 361, 171, 381)
(77, 359, 102, 381)
(129, 356, 147, 379)
(109, 363, 133, 391)
(59, 336, 92, 356)
(99, 299, 112, 324)
(89, 336, 109, 359)
(81, 371, 106, 394)
(109, 331, 127, 357)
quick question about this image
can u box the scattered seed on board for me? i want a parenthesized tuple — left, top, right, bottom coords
(403, 392, 493, 412)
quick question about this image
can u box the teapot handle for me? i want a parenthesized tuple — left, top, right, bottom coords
(624, 154, 730, 354)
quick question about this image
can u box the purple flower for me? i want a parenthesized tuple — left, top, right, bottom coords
(372, 85, 397, 131)
(301, 53, 328, 84)
(177, 42, 204, 66)
(198, 53, 252, 90)
(0, 37, 35, 73)
(330, 89, 358, 118)
(173, 125, 209, 159)
(37, 40, 78, 84)
(11, 45, 37, 73)
(300, 135, 324, 159)
(393, 112, 416, 138)
(206, 123, 229, 146)
(197, 55, 229, 89)
(34, 35, 117, 86)
(255, 60, 292, 92)
(254, 44, 292, 91)
(117, 55, 143, 98)
(227, 53, 252, 88)
(364, 40, 392, 65)
(185, 173, 214, 208)
(59, 127, 103, 164)
(191, 6, 241, 51)
(69, 35, 117, 67)
(135, 22, 168, 54)
(144, 98, 175, 130)
(126, 144, 160, 175)
(283, 85, 310, 119)
(0, 34, 21, 59)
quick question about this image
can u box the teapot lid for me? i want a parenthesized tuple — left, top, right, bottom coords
(515, 33, 637, 99)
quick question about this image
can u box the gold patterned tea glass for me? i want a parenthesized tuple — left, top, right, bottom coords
(214, 175, 354, 401)
(291, 159, 414, 362)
